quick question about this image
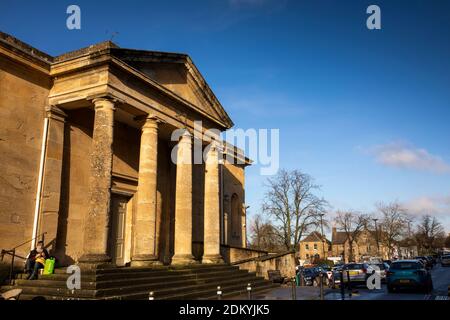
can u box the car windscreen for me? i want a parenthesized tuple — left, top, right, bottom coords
(346, 264, 364, 269)
(391, 262, 420, 270)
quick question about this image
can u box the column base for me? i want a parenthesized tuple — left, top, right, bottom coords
(202, 254, 225, 264)
(130, 255, 163, 267)
(171, 254, 198, 266)
(77, 253, 114, 271)
(78, 253, 111, 264)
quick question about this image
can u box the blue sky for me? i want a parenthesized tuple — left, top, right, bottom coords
(1, 0, 449, 232)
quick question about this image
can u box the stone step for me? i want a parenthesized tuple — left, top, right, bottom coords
(4, 272, 264, 299)
(15, 267, 249, 283)
(121, 279, 277, 300)
(107, 276, 271, 300)
(18, 282, 278, 301)
(14, 269, 255, 290)
(5, 273, 272, 300)
(51, 264, 237, 275)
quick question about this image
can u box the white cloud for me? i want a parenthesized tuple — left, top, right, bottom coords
(403, 195, 450, 232)
(368, 141, 450, 174)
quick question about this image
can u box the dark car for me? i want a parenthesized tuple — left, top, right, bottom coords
(426, 256, 436, 266)
(387, 260, 433, 293)
(414, 256, 433, 269)
(298, 267, 328, 286)
(383, 260, 392, 267)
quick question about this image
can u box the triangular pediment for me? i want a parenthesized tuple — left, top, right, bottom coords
(111, 48, 233, 129)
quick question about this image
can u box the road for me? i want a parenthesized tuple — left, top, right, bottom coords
(325, 264, 450, 300)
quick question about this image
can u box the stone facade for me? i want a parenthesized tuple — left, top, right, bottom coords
(0, 31, 250, 268)
(298, 231, 332, 262)
(331, 227, 389, 263)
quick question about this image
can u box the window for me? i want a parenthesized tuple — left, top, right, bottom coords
(305, 244, 309, 250)
(306, 254, 310, 259)
(314, 244, 318, 250)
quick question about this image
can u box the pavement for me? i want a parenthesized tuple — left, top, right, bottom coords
(227, 285, 328, 300)
(228, 264, 450, 300)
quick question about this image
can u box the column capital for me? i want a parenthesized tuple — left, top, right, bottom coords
(92, 98, 116, 111)
(45, 105, 67, 122)
(135, 115, 166, 131)
(87, 93, 124, 104)
(179, 129, 193, 142)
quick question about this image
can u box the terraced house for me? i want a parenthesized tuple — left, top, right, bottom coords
(331, 227, 389, 263)
(0, 32, 293, 299)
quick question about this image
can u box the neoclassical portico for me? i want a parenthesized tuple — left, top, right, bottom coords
(68, 95, 231, 267)
(4, 38, 252, 268)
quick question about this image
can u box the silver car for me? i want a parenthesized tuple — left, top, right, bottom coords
(340, 263, 374, 285)
(368, 262, 390, 282)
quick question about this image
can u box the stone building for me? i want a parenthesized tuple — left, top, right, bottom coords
(331, 227, 389, 263)
(298, 231, 331, 262)
(0, 31, 250, 268)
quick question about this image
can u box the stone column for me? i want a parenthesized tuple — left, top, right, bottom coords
(171, 130, 196, 265)
(79, 98, 115, 265)
(40, 106, 67, 251)
(202, 142, 224, 264)
(131, 116, 161, 266)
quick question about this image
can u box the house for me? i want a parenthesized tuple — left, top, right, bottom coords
(298, 231, 331, 262)
(331, 227, 389, 263)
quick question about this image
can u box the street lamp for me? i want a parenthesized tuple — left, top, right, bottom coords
(319, 213, 326, 259)
(372, 218, 380, 257)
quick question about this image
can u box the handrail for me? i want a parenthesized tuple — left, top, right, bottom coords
(231, 250, 295, 266)
(10, 232, 47, 251)
(0, 232, 47, 285)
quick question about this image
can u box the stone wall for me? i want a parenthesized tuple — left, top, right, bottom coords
(233, 251, 297, 280)
(220, 245, 267, 264)
(0, 53, 51, 261)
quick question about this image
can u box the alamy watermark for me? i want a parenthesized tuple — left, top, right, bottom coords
(366, 265, 382, 290)
(170, 121, 279, 176)
(66, 5, 81, 30)
(367, 5, 381, 30)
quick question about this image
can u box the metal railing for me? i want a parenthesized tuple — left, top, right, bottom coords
(1, 232, 47, 285)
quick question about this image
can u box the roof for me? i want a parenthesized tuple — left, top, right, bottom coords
(332, 231, 347, 245)
(301, 231, 331, 244)
(0, 31, 233, 129)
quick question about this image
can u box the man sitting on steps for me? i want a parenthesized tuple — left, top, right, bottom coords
(25, 241, 49, 280)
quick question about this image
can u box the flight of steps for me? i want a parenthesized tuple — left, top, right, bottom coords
(1, 264, 279, 300)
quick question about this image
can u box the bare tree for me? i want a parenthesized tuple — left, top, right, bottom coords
(376, 201, 411, 257)
(445, 234, 450, 248)
(261, 169, 328, 252)
(334, 210, 370, 262)
(414, 215, 445, 254)
(248, 214, 283, 251)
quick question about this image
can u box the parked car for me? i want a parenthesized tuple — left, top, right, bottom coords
(298, 267, 329, 287)
(330, 265, 344, 288)
(441, 254, 450, 267)
(386, 260, 433, 293)
(368, 262, 390, 282)
(339, 263, 374, 286)
(298, 268, 317, 286)
(425, 256, 436, 267)
(383, 260, 392, 267)
(414, 256, 433, 269)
